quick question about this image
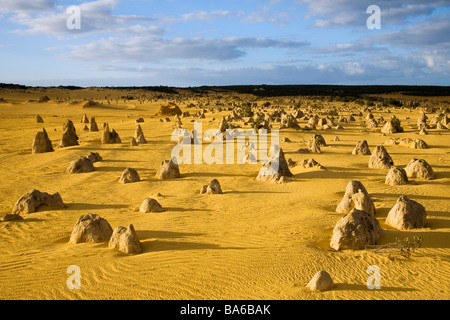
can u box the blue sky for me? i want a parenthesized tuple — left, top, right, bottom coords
(0, 0, 449, 87)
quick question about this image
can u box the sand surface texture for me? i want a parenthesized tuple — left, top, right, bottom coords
(0, 88, 449, 299)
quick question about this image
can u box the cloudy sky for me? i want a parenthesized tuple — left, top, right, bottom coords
(0, 0, 449, 86)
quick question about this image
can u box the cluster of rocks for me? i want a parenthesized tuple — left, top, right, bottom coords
(11, 189, 65, 215)
(69, 213, 142, 254)
(288, 158, 325, 170)
(102, 123, 121, 144)
(256, 146, 293, 183)
(330, 179, 427, 252)
(131, 124, 147, 146)
(200, 179, 223, 194)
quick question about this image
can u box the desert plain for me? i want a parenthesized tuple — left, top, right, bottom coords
(0, 85, 449, 300)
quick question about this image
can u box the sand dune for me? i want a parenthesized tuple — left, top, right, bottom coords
(0, 88, 449, 300)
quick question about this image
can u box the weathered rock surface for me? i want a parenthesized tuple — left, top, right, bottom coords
(368, 146, 394, 169)
(12, 189, 64, 214)
(69, 213, 113, 244)
(200, 179, 223, 194)
(155, 158, 180, 179)
(336, 181, 375, 216)
(385, 195, 426, 230)
(119, 167, 140, 184)
(108, 224, 142, 254)
(139, 198, 164, 213)
(306, 271, 335, 292)
(66, 156, 94, 173)
(405, 158, 433, 180)
(330, 208, 383, 250)
(32, 129, 54, 154)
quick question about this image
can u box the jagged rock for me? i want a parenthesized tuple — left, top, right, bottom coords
(352, 140, 371, 155)
(200, 179, 223, 194)
(419, 127, 428, 135)
(12, 189, 64, 214)
(108, 224, 142, 254)
(155, 158, 180, 179)
(409, 139, 428, 149)
(119, 167, 140, 184)
(137, 134, 147, 144)
(351, 189, 376, 215)
(81, 114, 89, 124)
(58, 120, 79, 147)
(140, 198, 164, 213)
(336, 181, 375, 215)
(405, 158, 433, 180)
(385, 195, 426, 230)
(333, 136, 340, 142)
(381, 116, 403, 134)
(69, 213, 113, 244)
(110, 129, 121, 143)
(66, 156, 94, 173)
(330, 208, 383, 250)
(130, 137, 138, 147)
(366, 118, 378, 128)
(368, 146, 394, 169)
(256, 147, 292, 183)
(36, 114, 44, 123)
(279, 114, 300, 129)
(417, 113, 428, 129)
(2, 213, 24, 222)
(309, 140, 321, 153)
(32, 128, 54, 154)
(134, 124, 147, 143)
(300, 159, 325, 170)
(89, 117, 99, 132)
(306, 271, 334, 292)
(102, 123, 111, 144)
(83, 124, 89, 131)
(287, 158, 297, 167)
(384, 138, 397, 145)
(102, 123, 121, 144)
(309, 134, 326, 147)
(385, 166, 408, 186)
(399, 138, 413, 146)
(307, 117, 317, 128)
(87, 152, 102, 163)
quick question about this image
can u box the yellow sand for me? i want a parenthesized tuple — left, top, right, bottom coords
(0, 87, 449, 300)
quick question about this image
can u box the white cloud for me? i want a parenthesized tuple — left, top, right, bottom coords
(61, 36, 309, 62)
(297, 0, 448, 28)
(0, 0, 55, 13)
(241, 7, 293, 25)
(9, 0, 157, 36)
(86, 57, 441, 86)
(155, 9, 243, 24)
